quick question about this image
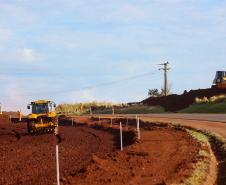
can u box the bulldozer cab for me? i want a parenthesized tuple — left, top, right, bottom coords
(28, 100, 56, 114)
(212, 71, 226, 88)
(213, 71, 226, 83)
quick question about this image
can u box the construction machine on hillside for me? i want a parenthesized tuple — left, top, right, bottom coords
(212, 71, 226, 89)
(27, 100, 57, 134)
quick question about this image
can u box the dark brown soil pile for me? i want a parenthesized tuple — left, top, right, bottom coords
(142, 88, 226, 112)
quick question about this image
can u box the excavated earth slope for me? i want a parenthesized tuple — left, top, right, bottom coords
(142, 88, 226, 111)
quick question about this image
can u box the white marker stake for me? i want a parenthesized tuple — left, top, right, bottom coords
(120, 122, 123, 151)
(19, 110, 22, 122)
(90, 107, 92, 115)
(55, 127, 60, 185)
(137, 117, 141, 140)
(71, 117, 73, 126)
(110, 118, 113, 127)
(0, 103, 2, 115)
(112, 107, 115, 115)
(56, 144, 60, 185)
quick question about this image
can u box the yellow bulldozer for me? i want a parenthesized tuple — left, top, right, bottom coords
(27, 100, 58, 134)
(212, 71, 226, 88)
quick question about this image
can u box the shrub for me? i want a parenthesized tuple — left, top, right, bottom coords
(56, 102, 127, 114)
(195, 97, 209, 104)
(194, 94, 226, 104)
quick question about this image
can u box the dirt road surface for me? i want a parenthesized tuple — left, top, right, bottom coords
(138, 114, 226, 123)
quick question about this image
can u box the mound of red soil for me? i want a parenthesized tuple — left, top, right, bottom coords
(0, 117, 115, 185)
(142, 88, 226, 112)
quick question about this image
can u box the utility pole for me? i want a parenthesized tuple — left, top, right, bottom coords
(159, 62, 170, 96)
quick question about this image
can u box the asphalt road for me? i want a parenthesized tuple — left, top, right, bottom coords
(98, 114, 226, 139)
(136, 113, 226, 123)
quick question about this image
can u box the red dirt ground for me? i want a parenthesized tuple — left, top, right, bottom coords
(62, 117, 202, 185)
(0, 115, 203, 185)
(0, 116, 115, 185)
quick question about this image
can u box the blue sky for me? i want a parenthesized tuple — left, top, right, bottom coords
(0, 0, 226, 112)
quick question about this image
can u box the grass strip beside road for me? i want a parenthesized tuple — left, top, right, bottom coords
(179, 101, 226, 113)
(171, 124, 226, 185)
(92, 105, 165, 114)
(177, 130, 211, 185)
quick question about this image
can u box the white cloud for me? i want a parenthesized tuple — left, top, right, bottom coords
(21, 48, 34, 61)
(17, 48, 36, 63)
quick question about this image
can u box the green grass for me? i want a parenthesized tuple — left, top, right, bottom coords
(92, 105, 165, 114)
(56, 102, 165, 115)
(170, 124, 226, 185)
(56, 101, 126, 115)
(179, 101, 226, 113)
(92, 108, 113, 114)
(186, 129, 209, 144)
(177, 130, 210, 185)
(198, 150, 209, 158)
(178, 161, 209, 185)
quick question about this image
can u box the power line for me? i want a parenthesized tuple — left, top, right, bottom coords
(0, 71, 129, 77)
(2, 71, 157, 98)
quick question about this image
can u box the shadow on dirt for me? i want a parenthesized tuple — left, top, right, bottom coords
(209, 137, 226, 184)
(0, 130, 28, 140)
(58, 117, 136, 150)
